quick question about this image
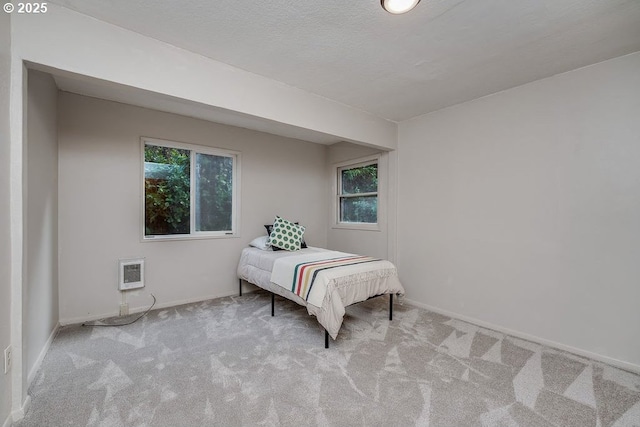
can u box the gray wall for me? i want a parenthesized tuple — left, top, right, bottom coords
(57, 93, 329, 323)
(25, 70, 59, 385)
(0, 11, 13, 427)
(397, 52, 640, 369)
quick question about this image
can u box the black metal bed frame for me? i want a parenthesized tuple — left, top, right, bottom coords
(239, 278, 393, 348)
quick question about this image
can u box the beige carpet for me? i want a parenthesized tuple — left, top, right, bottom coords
(17, 291, 640, 426)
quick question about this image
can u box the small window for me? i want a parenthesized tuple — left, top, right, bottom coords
(142, 138, 239, 240)
(337, 160, 378, 225)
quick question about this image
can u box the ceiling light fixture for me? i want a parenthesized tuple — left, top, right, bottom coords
(381, 0, 421, 14)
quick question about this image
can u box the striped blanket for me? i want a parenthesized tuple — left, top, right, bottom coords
(270, 251, 391, 307)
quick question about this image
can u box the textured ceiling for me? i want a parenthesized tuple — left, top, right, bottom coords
(49, 0, 640, 121)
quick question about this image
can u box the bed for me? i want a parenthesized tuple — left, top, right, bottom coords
(237, 246, 405, 347)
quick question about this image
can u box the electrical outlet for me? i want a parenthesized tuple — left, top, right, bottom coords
(4, 346, 11, 374)
(119, 303, 129, 316)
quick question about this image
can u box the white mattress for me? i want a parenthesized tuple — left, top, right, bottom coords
(237, 247, 405, 340)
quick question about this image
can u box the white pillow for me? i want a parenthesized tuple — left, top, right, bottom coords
(249, 235, 271, 251)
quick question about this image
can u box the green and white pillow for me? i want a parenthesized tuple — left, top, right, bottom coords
(268, 216, 305, 251)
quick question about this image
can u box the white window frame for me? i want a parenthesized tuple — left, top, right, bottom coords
(141, 137, 241, 241)
(332, 154, 383, 231)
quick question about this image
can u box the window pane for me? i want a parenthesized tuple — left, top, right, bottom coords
(340, 196, 377, 223)
(341, 164, 378, 195)
(144, 145, 190, 235)
(195, 153, 233, 232)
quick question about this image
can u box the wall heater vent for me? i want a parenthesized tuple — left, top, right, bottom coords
(119, 258, 145, 291)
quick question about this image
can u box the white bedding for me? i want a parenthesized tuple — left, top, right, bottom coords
(237, 247, 405, 340)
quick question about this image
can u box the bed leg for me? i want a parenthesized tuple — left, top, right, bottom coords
(325, 329, 329, 349)
(239, 279, 242, 296)
(389, 294, 393, 321)
(271, 293, 275, 317)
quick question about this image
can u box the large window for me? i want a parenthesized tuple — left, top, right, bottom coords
(336, 158, 378, 226)
(142, 138, 240, 239)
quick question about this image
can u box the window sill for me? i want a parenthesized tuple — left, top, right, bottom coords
(142, 233, 239, 242)
(331, 223, 381, 232)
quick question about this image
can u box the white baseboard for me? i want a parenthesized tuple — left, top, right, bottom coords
(59, 289, 244, 326)
(403, 298, 640, 375)
(10, 395, 30, 424)
(27, 323, 60, 387)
